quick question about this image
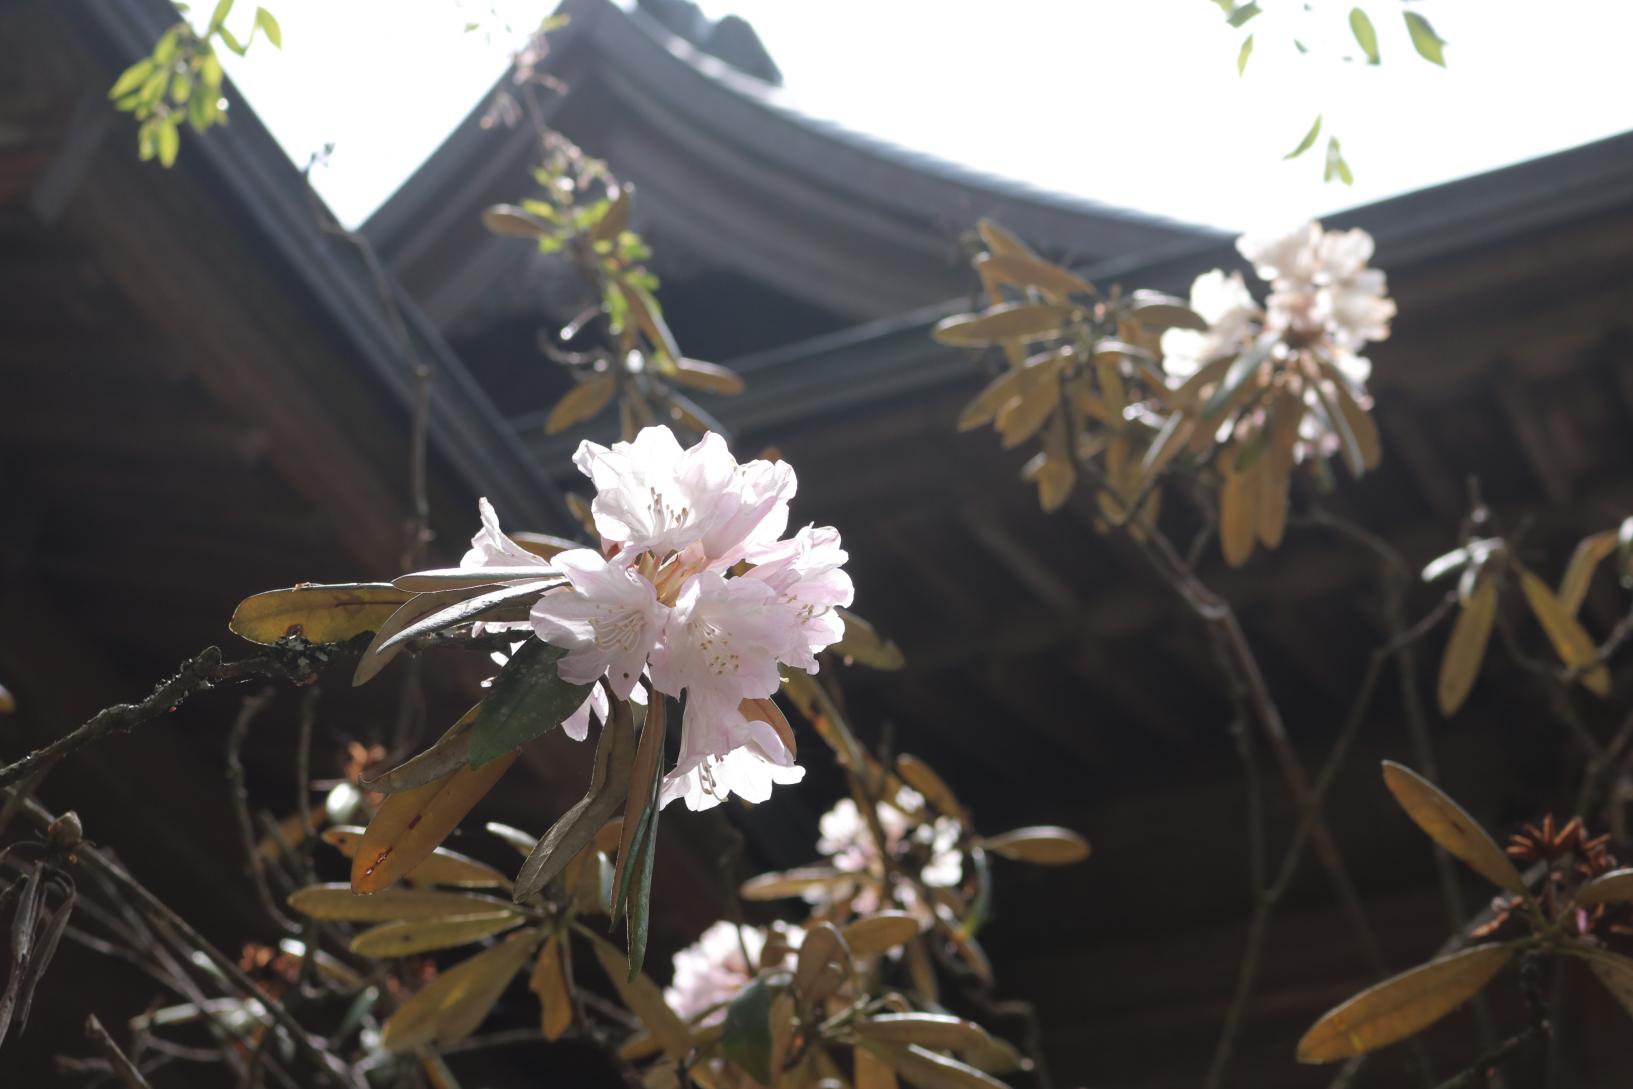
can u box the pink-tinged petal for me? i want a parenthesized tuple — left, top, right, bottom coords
(461, 497, 554, 570)
(529, 550, 665, 698)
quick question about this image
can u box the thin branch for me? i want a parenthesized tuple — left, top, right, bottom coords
(85, 1013, 155, 1089)
(13, 796, 354, 1089)
(226, 688, 299, 935)
(1203, 591, 1457, 1089)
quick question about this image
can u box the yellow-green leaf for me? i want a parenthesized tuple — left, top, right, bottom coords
(287, 884, 512, 922)
(355, 587, 494, 687)
(857, 1042, 1009, 1089)
(1573, 868, 1633, 908)
(996, 378, 1060, 450)
(932, 303, 1070, 348)
(1349, 7, 1380, 64)
(793, 922, 850, 1006)
(979, 826, 1090, 865)
(842, 913, 922, 958)
(360, 706, 480, 795)
(483, 203, 554, 239)
(853, 1015, 991, 1053)
(895, 754, 964, 821)
(1559, 529, 1618, 615)
(1518, 568, 1612, 696)
(1437, 575, 1497, 715)
(1219, 461, 1258, 568)
(380, 929, 540, 1051)
(1381, 762, 1526, 893)
(1297, 944, 1514, 1062)
(349, 912, 525, 956)
(351, 752, 520, 893)
(321, 825, 507, 887)
(974, 219, 1038, 260)
(545, 373, 617, 435)
(857, 1040, 901, 1089)
(587, 934, 690, 1056)
(529, 934, 574, 1041)
(1579, 947, 1633, 1020)
(1284, 114, 1323, 160)
(230, 583, 412, 645)
(670, 358, 746, 396)
(975, 254, 1092, 301)
(832, 609, 906, 670)
(740, 866, 852, 901)
(1403, 11, 1446, 67)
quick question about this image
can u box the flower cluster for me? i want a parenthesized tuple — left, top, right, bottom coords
(1162, 220, 1395, 384)
(465, 426, 852, 811)
(813, 787, 962, 914)
(663, 920, 801, 1022)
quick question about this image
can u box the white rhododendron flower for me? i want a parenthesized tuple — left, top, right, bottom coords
(1159, 268, 1259, 378)
(1165, 220, 1395, 396)
(812, 787, 963, 913)
(665, 921, 800, 1022)
(476, 426, 852, 812)
(1235, 221, 1396, 367)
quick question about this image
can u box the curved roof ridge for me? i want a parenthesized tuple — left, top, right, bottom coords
(599, 0, 1221, 249)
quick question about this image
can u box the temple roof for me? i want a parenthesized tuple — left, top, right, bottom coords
(365, 0, 1220, 334)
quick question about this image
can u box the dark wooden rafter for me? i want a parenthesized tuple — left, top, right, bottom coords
(957, 503, 1082, 616)
(1492, 359, 1575, 506)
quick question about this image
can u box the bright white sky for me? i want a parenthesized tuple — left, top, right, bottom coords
(213, 0, 1633, 232)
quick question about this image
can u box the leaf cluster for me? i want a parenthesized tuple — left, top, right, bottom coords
(107, 0, 282, 168)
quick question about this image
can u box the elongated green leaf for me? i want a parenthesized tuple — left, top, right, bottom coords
(1574, 868, 1633, 907)
(354, 586, 493, 687)
(321, 824, 507, 887)
(1325, 136, 1354, 186)
(379, 929, 539, 1051)
(612, 697, 665, 975)
(110, 59, 156, 100)
(721, 975, 777, 1084)
(1284, 115, 1323, 160)
(1404, 11, 1447, 66)
(378, 580, 555, 655)
(1381, 762, 1526, 893)
(1437, 576, 1496, 715)
(1518, 568, 1613, 696)
(586, 934, 690, 1056)
(394, 565, 559, 591)
(842, 913, 922, 958)
(1298, 944, 1515, 1062)
(1349, 8, 1380, 63)
(1559, 529, 1619, 615)
(1575, 946, 1633, 1019)
(254, 7, 282, 47)
(979, 826, 1091, 865)
(361, 707, 478, 794)
(858, 1041, 1010, 1089)
(740, 866, 852, 901)
(1203, 337, 1274, 419)
(932, 303, 1071, 347)
(287, 884, 512, 922)
(832, 609, 906, 669)
(352, 751, 519, 893)
(1237, 33, 1254, 75)
(514, 699, 637, 899)
(853, 1014, 992, 1054)
(469, 641, 595, 768)
(231, 583, 412, 645)
(793, 923, 850, 1006)
(349, 912, 525, 956)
